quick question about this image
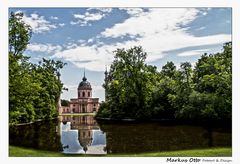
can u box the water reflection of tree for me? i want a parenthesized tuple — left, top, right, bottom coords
(203, 127, 213, 147)
(9, 119, 62, 152)
(97, 121, 231, 154)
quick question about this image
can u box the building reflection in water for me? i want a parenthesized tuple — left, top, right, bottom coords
(58, 115, 107, 154)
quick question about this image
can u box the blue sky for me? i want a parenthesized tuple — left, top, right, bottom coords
(9, 8, 231, 101)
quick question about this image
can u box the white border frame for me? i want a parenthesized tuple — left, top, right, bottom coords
(1, 1, 239, 164)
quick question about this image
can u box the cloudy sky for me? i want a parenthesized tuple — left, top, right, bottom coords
(9, 8, 231, 101)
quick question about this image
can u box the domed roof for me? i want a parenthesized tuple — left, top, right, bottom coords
(78, 71, 92, 90)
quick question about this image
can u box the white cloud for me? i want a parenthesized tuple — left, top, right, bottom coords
(54, 8, 231, 72)
(59, 23, 65, 27)
(202, 12, 207, 16)
(70, 21, 78, 25)
(14, 10, 23, 14)
(87, 8, 112, 13)
(50, 16, 59, 20)
(199, 8, 211, 16)
(87, 38, 94, 43)
(71, 12, 105, 26)
(177, 49, 210, 57)
(78, 39, 85, 43)
(71, 8, 113, 26)
(196, 26, 206, 31)
(101, 8, 199, 38)
(65, 42, 78, 49)
(99, 8, 230, 61)
(119, 8, 145, 17)
(20, 13, 57, 33)
(54, 43, 114, 71)
(27, 43, 62, 54)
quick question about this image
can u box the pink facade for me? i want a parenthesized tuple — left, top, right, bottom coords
(59, 106, 70, 113)
(68, 98, 99, 113)
(59, 73, 99, 114)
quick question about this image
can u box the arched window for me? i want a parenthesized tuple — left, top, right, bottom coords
(88, 92, 90, 97)
(82, 92, 85, 97)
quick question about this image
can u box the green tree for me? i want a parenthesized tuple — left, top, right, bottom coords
(161, 61, 176, 78)
(9, 12, 36, 123)
(150, 62, 177, 119)
(98, 42, 231, 123)
(98, 46, 157, 119)
(9, 12, 32, 56)
(9, 12, 66, 124)
(179, 62, 192, 86)
(176, 42, 232, 121)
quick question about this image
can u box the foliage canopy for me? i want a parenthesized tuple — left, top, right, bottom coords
(98, 43, 232, 122)
(9, 12, 66, 124)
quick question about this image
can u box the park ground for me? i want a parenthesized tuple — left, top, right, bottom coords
(9, 146, 231, 157)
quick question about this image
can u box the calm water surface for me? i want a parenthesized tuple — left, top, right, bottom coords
(9, 115, 231, 154)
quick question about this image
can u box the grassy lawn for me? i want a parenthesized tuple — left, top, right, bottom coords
(59, 113, 96, 116)
(9, 146, 231, 157)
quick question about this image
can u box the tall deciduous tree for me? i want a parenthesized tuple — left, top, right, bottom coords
(9, 12, 66, 124)
(98, 46, 157, 119)
(9, 12, 32, 56)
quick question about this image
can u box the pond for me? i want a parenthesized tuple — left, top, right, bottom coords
(9, 115, 231, 155)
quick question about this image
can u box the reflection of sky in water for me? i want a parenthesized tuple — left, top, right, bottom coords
(92, 130, 106, 145)
(61, 122, 71, 131)
(61, 122, 84, 154)
(60, 122, 106, 154)
(86, 130, 107, 154)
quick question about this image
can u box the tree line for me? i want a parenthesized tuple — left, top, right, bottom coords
(9, 12, 66, 124)
(97, 43, 232, 123)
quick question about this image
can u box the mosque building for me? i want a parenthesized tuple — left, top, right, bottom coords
(59, 71, 99, 114)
